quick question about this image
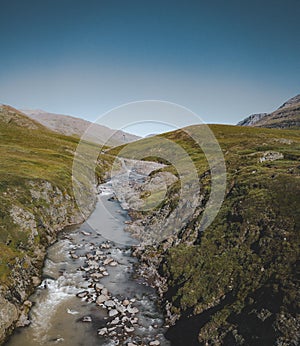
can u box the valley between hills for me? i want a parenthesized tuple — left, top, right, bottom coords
(0, 96, 299, 345)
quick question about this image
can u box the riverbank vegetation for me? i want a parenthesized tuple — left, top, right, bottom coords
(110, 124, 300, 345)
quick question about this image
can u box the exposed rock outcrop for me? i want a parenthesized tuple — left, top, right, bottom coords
(0, 180, 95, 344)
(237, 113, 267, 126)
(238, 94, 300, 129)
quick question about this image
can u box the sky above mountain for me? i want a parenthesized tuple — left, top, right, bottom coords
(0, 0, 299, 135)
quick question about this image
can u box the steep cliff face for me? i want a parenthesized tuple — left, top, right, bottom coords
(110, 124, 300, 345)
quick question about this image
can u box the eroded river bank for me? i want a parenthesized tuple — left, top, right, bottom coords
(6, 176, 170, 346)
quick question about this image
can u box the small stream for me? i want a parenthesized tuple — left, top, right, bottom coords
(6, 180, 170, 346)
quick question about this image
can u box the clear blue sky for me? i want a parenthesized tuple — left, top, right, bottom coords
(0, 0, 299, 131)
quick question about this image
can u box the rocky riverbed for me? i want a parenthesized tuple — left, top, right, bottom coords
(5, 162, 171, 346)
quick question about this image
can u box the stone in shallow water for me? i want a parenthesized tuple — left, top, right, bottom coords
(81, 231, 91, 236)
(101, 288, 108, 295)
(123, 299, 130, 306)
(95, 283, 104, 292)
(127, 306, 139, 314)
(91, 272, 103, 280)
(149, 341, 160, 346)
(124, 325, 134, 333)
(109, 309, 119, 317)
(110, 317, 120, 325)
(130, 317, 138, 324)
(82, 316, 92, 322)
(98, 327, 108, 336)
(103, 257, 114, 265)
(116, 304, 126, 314)
(96, 294, 109, 305)
(109, 261, 118, 267)
(104, 300, 115, 308)
(76, 291, 88, 298)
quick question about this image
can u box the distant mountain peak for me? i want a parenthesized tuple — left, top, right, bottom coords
(22, 109, 140, 146)
(278, 94, 300, 110)
(237, 113, 267, 126)
(237, 94, 300, 129)
(0, 104, 44, 130)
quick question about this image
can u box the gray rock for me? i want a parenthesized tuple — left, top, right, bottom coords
(108, 309, 119, 317)
(82, 316, 92, 322)
(110, 317, 120, 325)
(95, 283, 104, 292)
(101, 288, 108, 295)
(149, 341, 160, 346)
(104, 300, 115, 308)
(0, 296, 18, 343)
(116, 305, 126, 314)
(123, 299, 130, 306)
(127, 306, 139, 314)
(237, 113, 267, 126)
(124, 325, 135, 333)
(76, 291, 89, 298)
(98, 327, 108, 335)
(109, 261, 118, 267)
(259, 151, 284, 163)
(96, 294, 109, 305)
(91, 272, 103, 280)
(103, 257, 114, 265)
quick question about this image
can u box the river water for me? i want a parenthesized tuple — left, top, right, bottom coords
(6, 180, 170, 346)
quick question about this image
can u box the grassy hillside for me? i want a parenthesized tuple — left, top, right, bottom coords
(1, 104, 299, 345)
(0, 105, 113, 286)
(110, 124, 300, 345)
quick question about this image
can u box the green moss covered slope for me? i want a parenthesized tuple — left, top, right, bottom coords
(112, 124, 300, 345)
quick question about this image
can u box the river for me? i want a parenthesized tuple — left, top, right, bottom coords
(5, 178, 170, 346)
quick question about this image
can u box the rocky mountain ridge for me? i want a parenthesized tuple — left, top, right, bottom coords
(238, 94, 300, 129)
(237, 113, 267, 126)
(22, 109, 140, 146)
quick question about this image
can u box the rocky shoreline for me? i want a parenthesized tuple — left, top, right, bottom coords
(107, 159, 184, 329)
(73, 239, 162, 345)
(118, 153, 300, 345)
(0, 180, 97, 344)
(1, 159, 172, 346)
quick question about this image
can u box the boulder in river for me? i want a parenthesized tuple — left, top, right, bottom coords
(76, 291, 89, 298)
(82, 316, 92, 322)
(98, 327, 108, 336)
(104, 300, 115, 308)
(149, 341, 160, 346)
(108, 309, 119, 317)
(96, 294, 109, 305)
